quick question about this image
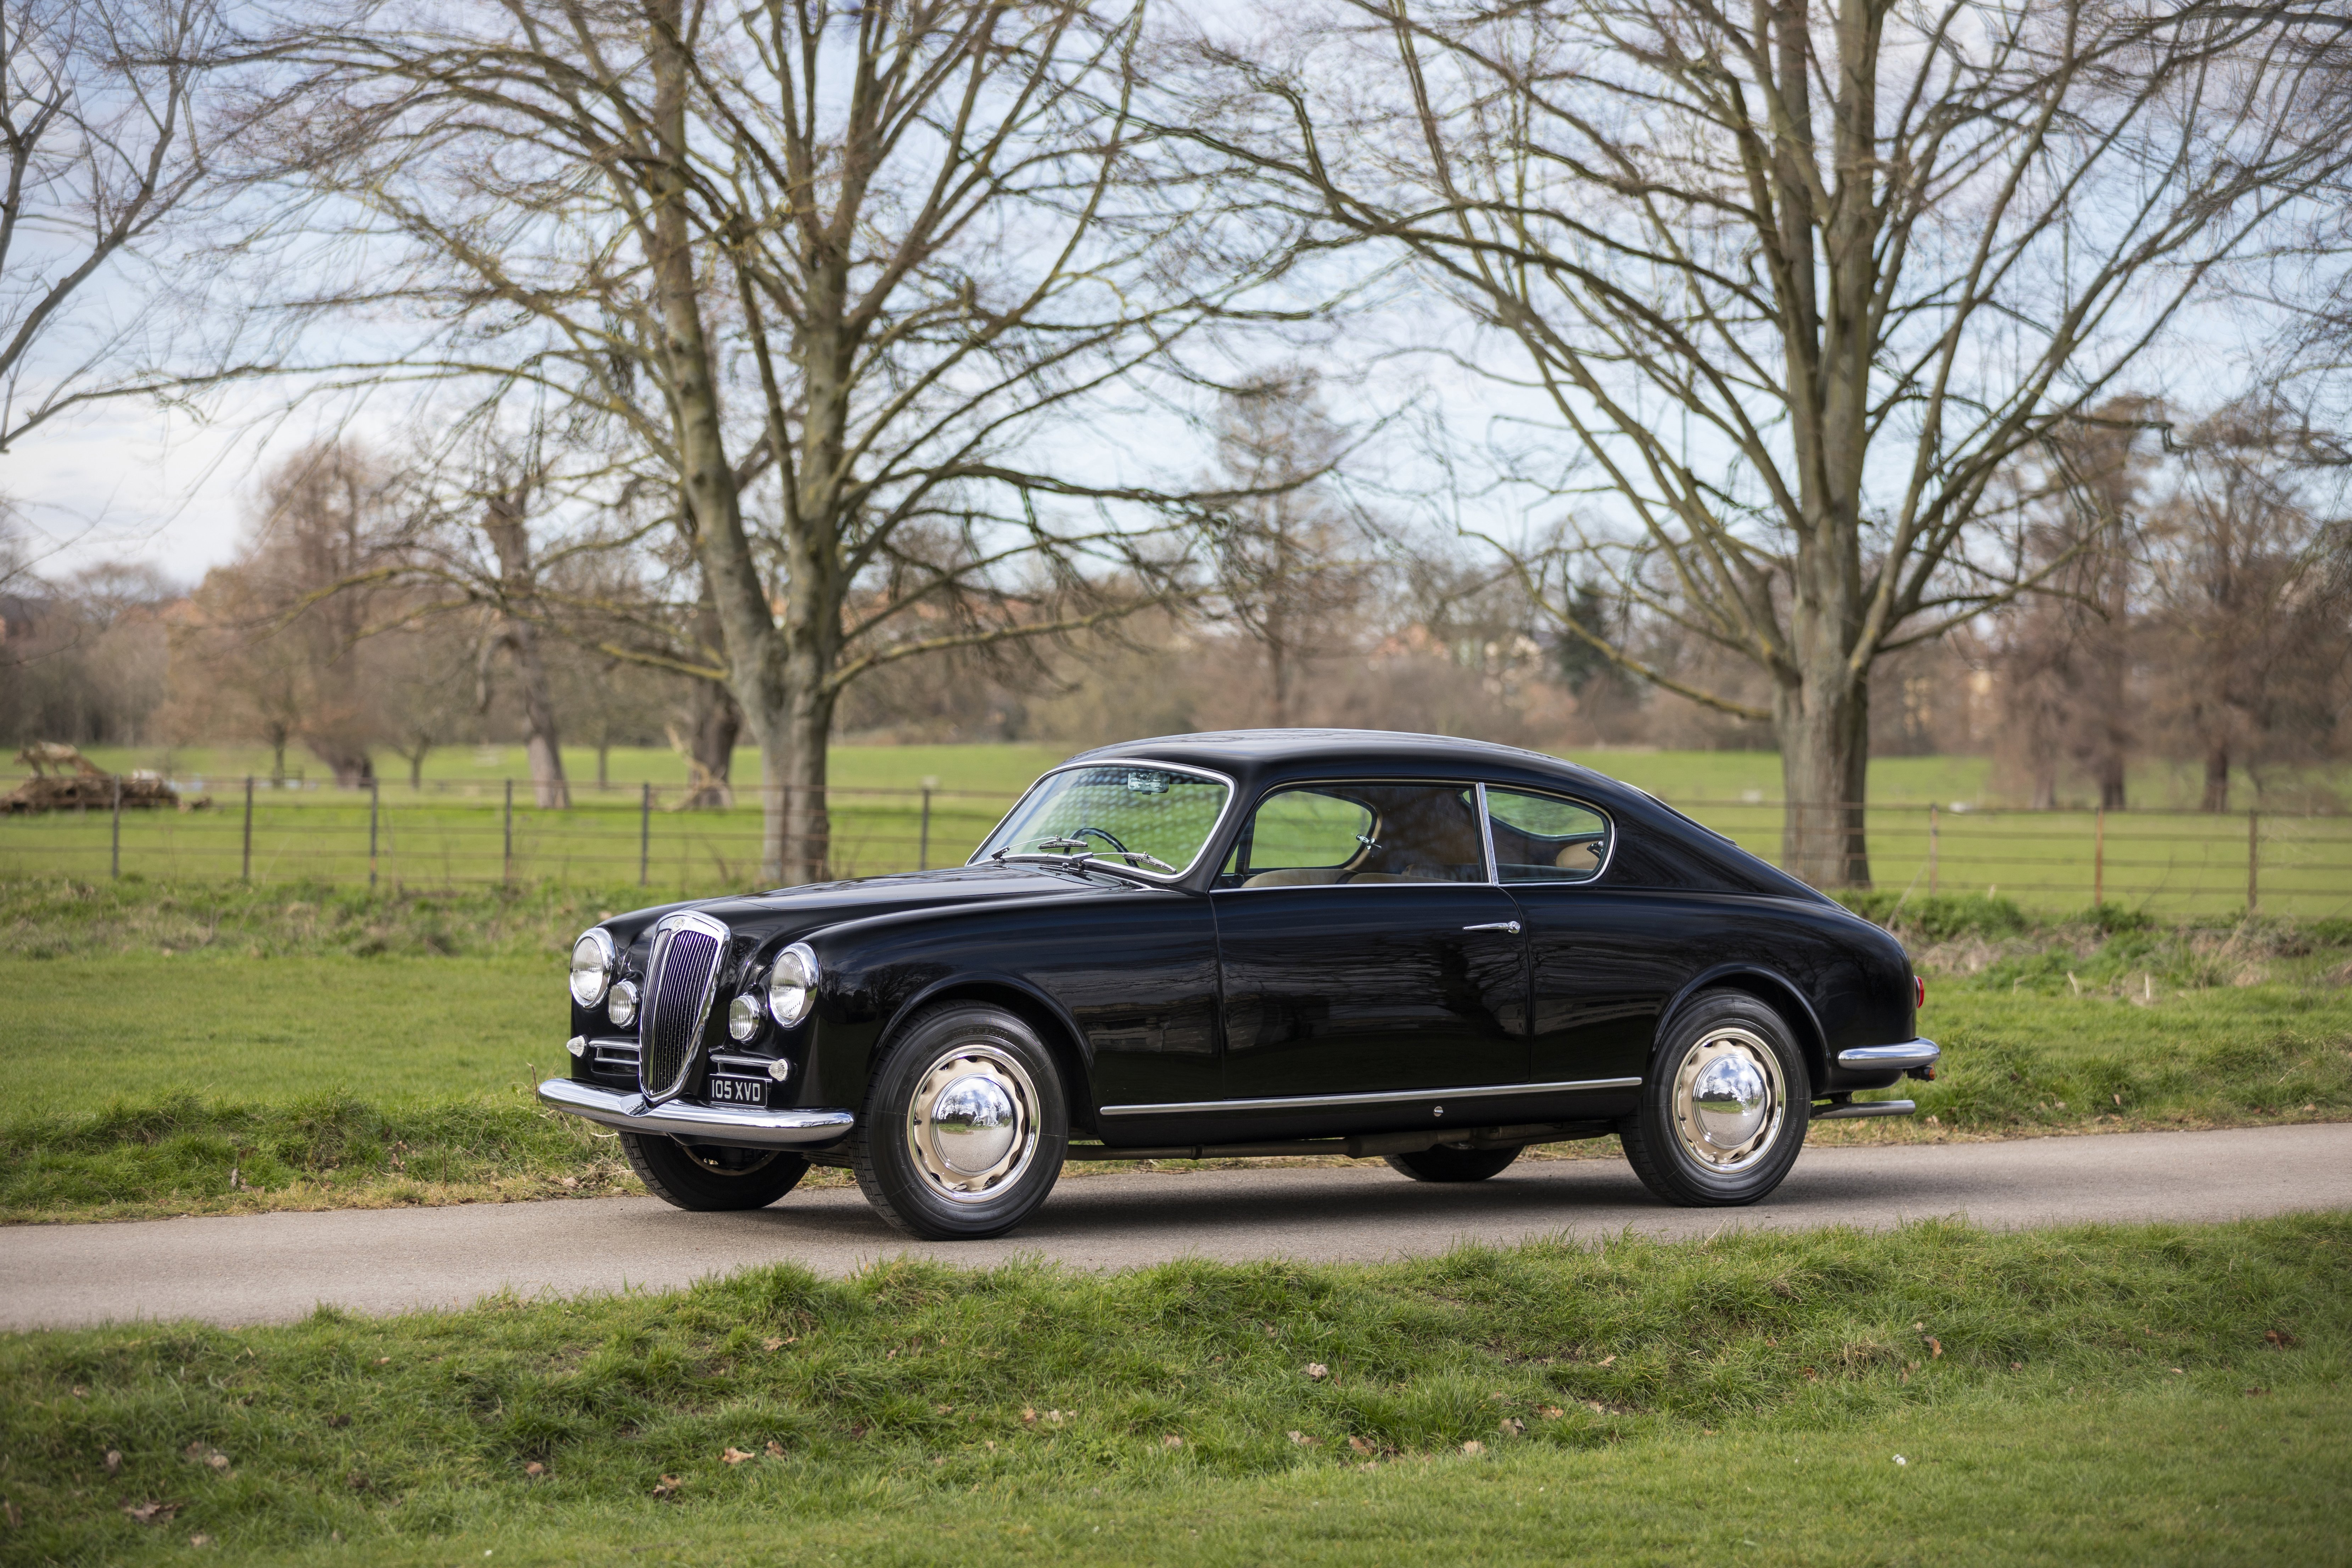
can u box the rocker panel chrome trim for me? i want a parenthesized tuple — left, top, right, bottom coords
(1096, 1075, 1642, 1120)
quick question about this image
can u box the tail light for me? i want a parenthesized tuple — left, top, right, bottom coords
(1914, 975, 1926, 1010)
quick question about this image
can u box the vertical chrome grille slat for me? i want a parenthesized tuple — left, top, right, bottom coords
(638, 912, 729, 1102)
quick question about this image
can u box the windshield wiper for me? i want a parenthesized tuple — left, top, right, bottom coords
(990, 847, 1169, 885)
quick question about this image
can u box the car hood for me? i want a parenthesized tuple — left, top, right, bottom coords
(604, 862, 1128, 950)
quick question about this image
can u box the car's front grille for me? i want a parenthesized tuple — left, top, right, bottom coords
(639, 915, 726, 1102)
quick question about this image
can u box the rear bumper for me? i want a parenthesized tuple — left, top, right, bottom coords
(537, 1078, 856, 1148)
(1836, 1037, 1940, 1077)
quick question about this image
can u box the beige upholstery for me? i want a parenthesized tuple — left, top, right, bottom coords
(1243, 867, 1346, 887)
(1556, 842, 1604, 872)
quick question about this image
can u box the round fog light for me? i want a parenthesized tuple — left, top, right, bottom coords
(606, 980, 639, 1029)
(727, 993, 763, 1041)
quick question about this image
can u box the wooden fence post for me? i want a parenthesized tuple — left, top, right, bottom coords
(2247, 810, 2259, 916)
(503, 777, 515, 887)
(1927, 804, 1939, 896)
(639, 780, 652, 887)
(369, 777, 380, 892)
(918, 780, 935, 871)
(241, 775, 254, 882)
(2093, 807, 2104, 908)
(110, 773, 122, 880)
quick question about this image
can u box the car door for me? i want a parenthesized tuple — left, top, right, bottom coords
(1482, 784, 1671, 1088)
(1211, 780, 1529, 1107)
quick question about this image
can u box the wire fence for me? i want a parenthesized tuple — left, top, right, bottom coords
(1, 773, 2346, 917)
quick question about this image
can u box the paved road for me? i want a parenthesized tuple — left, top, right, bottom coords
(6, 1123, 2348, 1332)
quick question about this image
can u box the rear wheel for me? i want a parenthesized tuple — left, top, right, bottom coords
(1384, 1144, 1523, 1183)
(852, 1002, 1069, 1240)
(620, 1133, 808, 1211)
(1619, 990, 1810, 1206)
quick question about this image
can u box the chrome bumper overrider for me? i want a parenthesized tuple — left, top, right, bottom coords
(537, 1078, 856, 1147)
(1835, 1037, 1940, 1074)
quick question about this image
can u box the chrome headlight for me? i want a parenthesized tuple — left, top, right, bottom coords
(606, 979, 639, 1029)
(568, 929, 616, 1008)
(766, 942, 819, 1028)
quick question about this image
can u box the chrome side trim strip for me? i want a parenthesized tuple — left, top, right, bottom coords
(538, 1078, 854, 1147)
(1815, 1098, 1916, 1120)
(1096, 1076, 1643, 1120)
(1835, 1038, 1940, 1070)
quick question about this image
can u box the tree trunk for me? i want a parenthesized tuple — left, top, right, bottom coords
(2202, 744, 2230, 813)
(1774, 669, 1871, 889)
(766, 673, 835, 886)
(482, 488, 570, 810)
(596, 741, 608, 791)
(408, 746, 426, 788)
(672, 674, 740, 810)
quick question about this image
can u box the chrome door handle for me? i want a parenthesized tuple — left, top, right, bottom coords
(1463, 921, 1521, 934)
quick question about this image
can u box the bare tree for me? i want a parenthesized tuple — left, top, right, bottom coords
(1989, 401, 2160, 810)
(1208, 369, 1371, 726)
(2143, 400, 2352, 810)
(476, 479, 569, 808)
(271, 0, 1297, 883)
(0, 0, 248, 452)
(1183, 0, 2352, 883)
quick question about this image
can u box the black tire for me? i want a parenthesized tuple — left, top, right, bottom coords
(852, 1002, 1069, 1240)
(1619, 990, 1811, 1207)
(1384, 1144, 1523, 1183)
(620, 1133, 808, 1212)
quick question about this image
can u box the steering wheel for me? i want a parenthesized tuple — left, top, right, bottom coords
(1066, 824, 1132, 856)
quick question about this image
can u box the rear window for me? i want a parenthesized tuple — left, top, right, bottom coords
(1484, 786, 1612, 883)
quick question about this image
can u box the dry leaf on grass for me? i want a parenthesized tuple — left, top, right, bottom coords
(2, 1501, 18, 1529)
(523, 1462, 545, 1479)
(1596, 1355, 1616, 1367)
(1497, 1418, 1525, 1437)
(102, 1451, 122, 1476)
(1287, 1430, 1318, 1446)
(1346, 1437, 1377, 1457)
(1161, 1435, 1184, 1449)
(121, 1500, 180, 1526)
(1021, 1406, 1038, 1426)
(651, 1476, 682, 1501)
(721, 1448, 753, 1465)
(2266, 1329, 2299, 1349)
(1537, 1406, 1564, 1420)
(1926, 1337, 1943, 1359)
(765, 1441, 786, 1459)
(189, 1533, 213, 1548)
(1461, 1440, 1485, 1456)
(1305, 1363, 1328, 1380)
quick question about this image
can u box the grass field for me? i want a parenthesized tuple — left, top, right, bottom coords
(1, 1216, 2346, 1564)
(8, 744, 2346, 916)
(3, 881, 2347, 1224)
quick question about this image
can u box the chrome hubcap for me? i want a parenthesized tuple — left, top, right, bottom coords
(1671, 1026, 1785, 1173)
(907, 1044, 1038, 1203)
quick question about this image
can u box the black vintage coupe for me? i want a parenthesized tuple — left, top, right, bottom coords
(541, 730, 1937, 1239)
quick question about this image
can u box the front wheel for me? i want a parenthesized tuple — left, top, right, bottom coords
(852, 1003, 1069, 1240)
(1619, 991, 1810, 1206)
(620, 1133, 808, 1211)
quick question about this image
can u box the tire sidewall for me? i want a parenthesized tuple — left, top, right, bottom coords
(1636, 992, 1810, 1203)
(619, 1132, 807, 1211)
(859, 1003, 1069, 1239)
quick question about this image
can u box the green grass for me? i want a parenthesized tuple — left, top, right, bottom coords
(1, 1217, 2346, 1564)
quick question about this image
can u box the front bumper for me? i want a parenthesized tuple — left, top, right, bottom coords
(1836, 1037, 1940, 1077)
(537, 1078, 856, 1148)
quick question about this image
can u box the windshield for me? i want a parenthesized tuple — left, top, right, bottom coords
(974, 763, 1230, 877)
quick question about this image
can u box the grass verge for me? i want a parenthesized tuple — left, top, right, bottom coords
(0, 1216, 2344, 1564)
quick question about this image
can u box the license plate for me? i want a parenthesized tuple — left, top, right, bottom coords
(707, 1075, 768, 1107)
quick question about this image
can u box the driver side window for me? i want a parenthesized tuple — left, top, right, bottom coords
(1225, 783, 1488, 887)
